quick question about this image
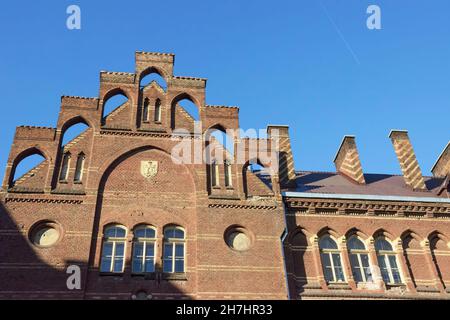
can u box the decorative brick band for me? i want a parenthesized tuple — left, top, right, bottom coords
(208, 203, 277, 210)
(4, 197, 83, 205)
(287, 199, 450, 219)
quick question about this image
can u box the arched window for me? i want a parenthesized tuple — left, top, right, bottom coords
(59, 152, 71, 181)
(163, 226, 185, 273)
(154, 99, 161, 122)
(74, 152, 85, 183)
(142, 98, 150, 122)
(347, 236, 372, 283)
(319, 235, 345, 283)
(375, 237, 402, 285)
(132, 226, 156, 274)
(211, 160, 220, 187)
(224, 160, 232, 187)
(100, 225, 127, 273)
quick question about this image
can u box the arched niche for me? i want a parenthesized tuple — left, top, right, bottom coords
(9, 147, 48, 188)
(242, 159, 273, 198)
(170, 93, 200, 131)
(101, 89, 131, 126)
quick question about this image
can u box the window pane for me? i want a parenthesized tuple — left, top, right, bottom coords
(360, 254, 372, 282)
(115, 228, 126, 238)
(133, 242, 144, 257)
(164, 228, 174, 239)
(175, 244, 184, 258)
(321, 252, 331, 267)
(321, 253, 334, 282)
(348, 237, 366, 250)
(163, 259, 173, 273)
(146, 243, 155, 257)
(375, 238, 393, 251)
(332, 253, 342, 267)
(377, 255, 391, 283)
(132, 260, 143, 273)
(349, 254, 363, 283)
(164, 243, 173, 259)
(360, 254, 370, 268)
(388, 255, 399, 269)
(323, 266, 334, 282)
(319, 236, 338, 250)
(135, 228, 146, 238)
(391, 268, 402, 284)
(100, 258, 111, 273)
(113, 258, 124, 272)
(144, 258, 155, 272)
(105, 226, 125, 238)
(175, 259, 184, 273)
(145, 228, 156, 238)
(335, 266, 345, 282)
(388, 255, 402, 284)
(174, 228, 184, 239)
(104, 228, 115, 238)
(332, 254, 345, 281)
(102, 242, 113, 256)
(115, 242, 124, 256)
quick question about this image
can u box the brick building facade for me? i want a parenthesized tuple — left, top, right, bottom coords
(0, 52, 449, 300)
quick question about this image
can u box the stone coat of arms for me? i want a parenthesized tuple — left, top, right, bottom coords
(140, 160, 158, 179)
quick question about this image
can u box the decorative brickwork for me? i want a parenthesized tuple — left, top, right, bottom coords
(1, 52, 449, 300)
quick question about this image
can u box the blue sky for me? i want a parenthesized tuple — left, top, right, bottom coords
(0, 0, 449, 182)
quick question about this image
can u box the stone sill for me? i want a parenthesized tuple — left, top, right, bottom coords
(162, 272, 187, 281)
(327, 282, 352, 290)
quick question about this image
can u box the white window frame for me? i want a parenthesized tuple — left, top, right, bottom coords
(347, 237, 372, 283)
(163, 227, 186, 273)
(376, 251, 402, 285)
(132, 226, 157, 274)
(100, 226, 127, 274)
(375, 238, 403, 285)
(319, 236, 346, 283)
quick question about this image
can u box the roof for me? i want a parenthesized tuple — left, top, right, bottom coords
(284, 171, 448, 199)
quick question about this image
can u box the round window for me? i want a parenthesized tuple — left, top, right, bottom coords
(30, 221, 61, 247)
(225, 226, 253, 251)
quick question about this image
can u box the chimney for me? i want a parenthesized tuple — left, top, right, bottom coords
(267, 125, 296, 187)
(389, 130, 427, 190)
(431, 142, 450, 178)
(334, 136, 365, 184)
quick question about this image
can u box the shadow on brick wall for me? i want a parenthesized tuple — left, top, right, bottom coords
(0, 201, 187, 300)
